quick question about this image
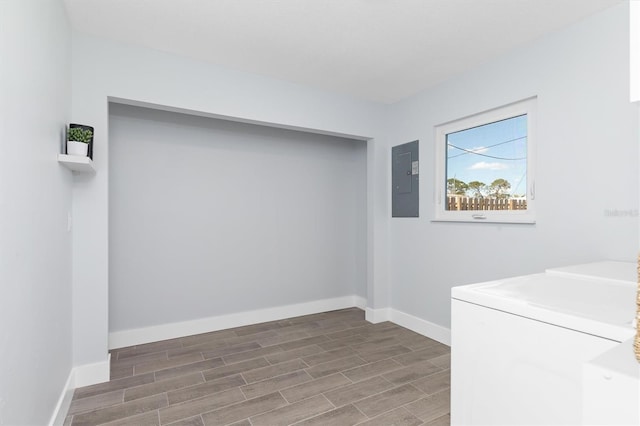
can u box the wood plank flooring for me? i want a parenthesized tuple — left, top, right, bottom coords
(65, 308, 450, 426)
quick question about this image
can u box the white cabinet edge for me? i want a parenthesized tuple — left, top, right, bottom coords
(631, 1, 639, 102)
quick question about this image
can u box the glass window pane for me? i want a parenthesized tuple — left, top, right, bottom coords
(445, 114, 527, 211)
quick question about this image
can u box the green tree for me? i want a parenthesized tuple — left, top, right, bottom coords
(489, 178, 511, 199)
(467, 181, 486, 198)
(447, 178, 468, 195)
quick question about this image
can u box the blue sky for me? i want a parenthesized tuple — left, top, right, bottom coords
(446, 114, 527, 197)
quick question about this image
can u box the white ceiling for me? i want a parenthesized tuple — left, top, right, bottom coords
(63, 0, 623, 104)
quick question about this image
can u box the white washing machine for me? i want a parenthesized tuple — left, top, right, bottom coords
(451, 261, 636, 426)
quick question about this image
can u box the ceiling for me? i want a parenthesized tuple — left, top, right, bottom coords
(63, 0, 623, 104)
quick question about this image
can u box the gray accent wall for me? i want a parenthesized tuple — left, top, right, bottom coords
(108, 104, 367, 332)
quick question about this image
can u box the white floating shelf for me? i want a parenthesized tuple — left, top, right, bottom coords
(58, 154, 95, 173)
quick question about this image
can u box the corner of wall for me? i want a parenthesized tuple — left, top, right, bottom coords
(48, 368, 75, 426)
(365, 307, 392, 323)
(74, 355, 111, 388)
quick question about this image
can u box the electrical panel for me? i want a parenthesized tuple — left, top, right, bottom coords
(392, 140, 419, 217)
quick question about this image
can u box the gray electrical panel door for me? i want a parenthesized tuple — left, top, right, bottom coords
(392, 140, 419, 217)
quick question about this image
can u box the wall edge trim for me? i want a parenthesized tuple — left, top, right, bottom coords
(365, 307, 392, 323)
(48, 369, 75, 426)
(74, 354, 111, 388)
(48, 355, 111, 426)
(390, 309, 452, 346)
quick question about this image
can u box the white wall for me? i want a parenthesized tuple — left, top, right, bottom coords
(71, 33, 388, 367)
(108, 104, 367, 332)
(0, 1, 72, 424)
(387, 3, 638, 329)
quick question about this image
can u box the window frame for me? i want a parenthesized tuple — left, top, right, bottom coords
(433, 97, 536, 224)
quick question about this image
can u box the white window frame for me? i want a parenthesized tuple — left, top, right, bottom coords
(433, 97, 536, 224)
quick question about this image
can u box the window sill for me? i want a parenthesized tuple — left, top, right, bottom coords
(431, 217, 536, 224)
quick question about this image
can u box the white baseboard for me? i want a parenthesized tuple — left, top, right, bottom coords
(352, 295, 367, 310)
(74, 354, 111, 387)
(363, 306, 451, 346)
(48, 355, 111, 426)
(110, 295, 368, 349)
(389, 309, 451, 346)
(48, 369, 75, 426)
(365, 307, 392, 323)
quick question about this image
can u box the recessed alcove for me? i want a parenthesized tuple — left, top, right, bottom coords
(108, 102, 368, 339)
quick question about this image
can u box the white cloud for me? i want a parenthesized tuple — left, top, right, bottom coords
(469, 162, 508, 170)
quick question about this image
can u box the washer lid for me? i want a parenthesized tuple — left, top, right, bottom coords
(452, 272, 636, 342)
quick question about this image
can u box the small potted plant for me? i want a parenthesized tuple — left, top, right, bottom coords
(67, 125, 93, 157)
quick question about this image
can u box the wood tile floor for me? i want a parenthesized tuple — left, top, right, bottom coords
(65, 308, 450, 426)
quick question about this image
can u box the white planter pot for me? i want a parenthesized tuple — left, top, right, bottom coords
(67, 141, 88, 156)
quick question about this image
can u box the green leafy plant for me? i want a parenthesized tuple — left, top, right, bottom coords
(68, 127, 93, 143)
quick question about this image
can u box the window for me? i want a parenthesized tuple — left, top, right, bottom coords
(434, 97, 536, 223)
